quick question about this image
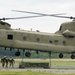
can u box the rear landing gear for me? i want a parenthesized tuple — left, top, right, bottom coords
(59, 53, 75, 59)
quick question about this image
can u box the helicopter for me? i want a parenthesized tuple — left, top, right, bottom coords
(0, 10, 75, 59)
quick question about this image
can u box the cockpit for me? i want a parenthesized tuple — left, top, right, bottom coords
(55, 21, 75, 34)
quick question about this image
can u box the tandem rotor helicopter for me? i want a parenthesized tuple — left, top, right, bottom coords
(0, 10, 75, 59)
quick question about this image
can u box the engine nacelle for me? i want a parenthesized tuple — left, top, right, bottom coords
(0, 21, 11, 29)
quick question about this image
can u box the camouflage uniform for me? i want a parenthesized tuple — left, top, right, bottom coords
(1, 56, 6, 68)
(5, 58, 9, 68)
(9, 57, 15, 68)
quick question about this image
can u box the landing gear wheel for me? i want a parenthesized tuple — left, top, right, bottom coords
(71, 54, 75, 59)
(15, 51, 20, 56)
(25, 51, 31, 57)
(59, 53, 63, 58)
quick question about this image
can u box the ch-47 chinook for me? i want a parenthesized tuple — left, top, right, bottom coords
(0, 10, 75, 59)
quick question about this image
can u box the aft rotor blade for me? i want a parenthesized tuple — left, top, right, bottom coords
(12, 10, 66, 16)
(51, 15, 75, 19)
(12, 10, 75, 19)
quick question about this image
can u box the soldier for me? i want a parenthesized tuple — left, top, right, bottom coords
(5, 57, 9, 68)
(1, 56, 6, 68)
(9, 57, 15, 68)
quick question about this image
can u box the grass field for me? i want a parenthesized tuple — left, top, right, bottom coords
(0, 59, 75, 75)
(0, 71, 49, 75)
(0, 71, 75, 75)
(15, 59, 75, 67)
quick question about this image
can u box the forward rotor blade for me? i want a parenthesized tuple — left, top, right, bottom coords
(0, 15, 48, 20)
(1, 15, 74, 21)
(12, 10, 66, 16)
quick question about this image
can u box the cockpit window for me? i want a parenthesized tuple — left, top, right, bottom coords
(59, 26, 62, 31)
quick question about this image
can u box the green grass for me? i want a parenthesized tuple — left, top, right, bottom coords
(1, 58, 75, 68)
(0, 71, 53, 75)
(0, 59, 75, 75)
(0, 71, 75, 75)
(51, 60, 75, 66)
(15, 59, 75, 67)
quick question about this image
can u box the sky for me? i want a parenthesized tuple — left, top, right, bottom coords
(0, 0, 75, 33)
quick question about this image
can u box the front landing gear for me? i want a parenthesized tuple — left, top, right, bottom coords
(71, 54, 75, 59)
(15, 51, 20, 56)
(25, 51, 31, 57)
(59, 53, 63, 58)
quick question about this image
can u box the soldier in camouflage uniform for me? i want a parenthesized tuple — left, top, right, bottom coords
(5, 57, 9, 68)
(1, 56, 6, 68)
(9, 57, 15, 68)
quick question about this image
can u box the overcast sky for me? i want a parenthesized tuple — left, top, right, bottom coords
(0, 0, 75, 33)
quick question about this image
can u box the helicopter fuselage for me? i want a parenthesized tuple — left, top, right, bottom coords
(0, 29, 75, 53)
